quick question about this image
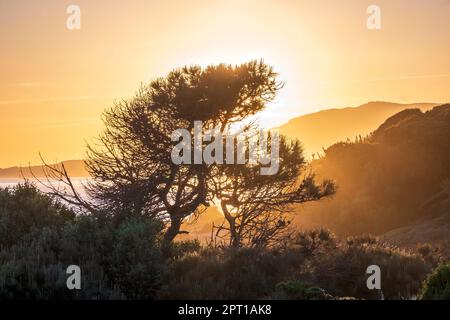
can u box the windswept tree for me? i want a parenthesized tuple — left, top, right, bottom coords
(42, 61, 280, 248)
(39, 60, 333, 250)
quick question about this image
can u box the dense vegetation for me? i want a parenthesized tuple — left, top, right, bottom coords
(0, 183, 447, 300)
(420, 263, 450, 300)
(0, 184, 164, 299)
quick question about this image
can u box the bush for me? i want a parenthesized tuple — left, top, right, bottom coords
(420, 263, 450, 300)
(159, 247, 307, 299)
(0, 217, 122, 299)
(106, 217, 165, 299)
(160, 230, 432, 300)
(0, 184, 438, 300)
(0, 183, 74, 247)
(0, 184, 166, 299)
(169, 239, 202, 259)
(416, 242, 450, 268)
(309, 234, 431, 299)
(292, 228, 337, 256)
(274, 281, 333, 300)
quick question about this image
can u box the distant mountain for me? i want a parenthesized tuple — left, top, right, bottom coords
(293, 104, 450, 245)
(278, 101, 439, 156)
(0, 160, 88, 178)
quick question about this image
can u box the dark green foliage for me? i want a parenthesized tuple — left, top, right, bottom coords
(0, 225, 121, 299)
(309, 234, 431, 299)
(0, 184, 442, 300)
(159, 230, 432, 300)
(0, 182, 75, 248)
(420, 263, 450, 300)
(0, 184, 165, 299)
(159, 247, 304, 299)
(274, 281, 333, 300)
(106, 217, 165, 299)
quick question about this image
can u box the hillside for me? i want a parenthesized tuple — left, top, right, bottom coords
(278, 101, 438, 156)
(293, 104, 450, 245)
(0, 160, 88, 178)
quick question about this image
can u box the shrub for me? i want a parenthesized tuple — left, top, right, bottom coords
(160, 230, 433, 300)
(310, 235, 431, 299)
(420, 263, 450, 300)
(0, 184, 437, 300)
(0, 223, 122, 299)
(292, 228, 337, 256)
(106, 217, 165, 299)
(416, 242, 450, 268)
(169, 239, 202, 259)
(0, 183, 74, 248)
(0, 184, 166, 299)
(159, 247, 307, 299)
(274, 280, 333, 300)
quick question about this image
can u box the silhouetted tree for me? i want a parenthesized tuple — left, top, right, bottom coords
(39, 60, 333, 251)
(45, 61, 281, 249)
(211, 135, 334, 248)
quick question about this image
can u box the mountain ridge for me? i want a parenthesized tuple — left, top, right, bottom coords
(0, 159, 88, 178)
(278, 101, 439, 156)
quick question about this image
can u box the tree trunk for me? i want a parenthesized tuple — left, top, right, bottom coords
(221, 201, 240, 248)
(162, 217, 181, 256)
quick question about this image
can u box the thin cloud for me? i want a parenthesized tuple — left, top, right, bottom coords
(3, 119, 101, 134)
(15, 82, 63, 88)
(0, 93, 127, 105)
(319, 73, 450, 85)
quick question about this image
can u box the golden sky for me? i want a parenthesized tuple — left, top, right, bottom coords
(1, 0, 450, 167)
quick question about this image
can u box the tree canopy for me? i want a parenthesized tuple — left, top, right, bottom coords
(40, 60, 334, 249)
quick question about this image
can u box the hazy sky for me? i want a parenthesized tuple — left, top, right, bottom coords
(1, 0, 450, 167)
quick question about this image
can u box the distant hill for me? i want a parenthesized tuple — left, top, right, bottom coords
(278, 101, 439, 156)
(293, 104, 450, 245)
(0, 160, 88, 178)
